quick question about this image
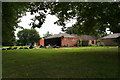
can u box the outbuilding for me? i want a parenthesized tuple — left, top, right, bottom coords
(40, 33, 97, 47)
(99, 33, 120, 46)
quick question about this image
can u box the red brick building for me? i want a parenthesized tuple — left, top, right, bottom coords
(39, 38, 44, 46)
(40, 33, 97, 47)
(99, 33, 120, 46)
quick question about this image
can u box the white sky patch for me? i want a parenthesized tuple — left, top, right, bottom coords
(65, 19, 77, 27)
(15, 12, 76, 38)
(18, 12, 34, 29)
(15, 12, 112, 39)
(106, 28, 113, 34)
(36, 14, 63, 37)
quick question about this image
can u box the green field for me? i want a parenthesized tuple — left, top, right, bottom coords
(2, 46, 38, 49)
(2, 47, 119, 78)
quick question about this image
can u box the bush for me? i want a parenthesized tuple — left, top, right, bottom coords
(29, 46, 34, 49)
(39, 45, 42, 48)
(19, 47, 24, 49)
(73, 44, 78, 47)
(97, 42, 105, 46)
(13, 47, 17, 49)
(24, 47, 29, 49)
(89, 44, 97, 47)
(2, 48, 6, 50)
(63, 45, 67, 47)
(6, 48, 13, 50)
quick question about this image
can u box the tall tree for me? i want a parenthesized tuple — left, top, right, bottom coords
(43, 31, 53, 38)
(50, 2, 120, 34)
(2, 2, 29, 46)
(3, 2, 120, 46)
(2, 2, 50, 45)
(17, 29, 40, 46)
(28, 2, 52, 28)
(28, 2, 120, 34)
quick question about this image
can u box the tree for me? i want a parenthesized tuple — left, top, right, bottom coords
(49, 2, 120, 34)
(17, 29, 40, 46)
(28, 2, 52, 28)
(2, 2, 50, 45)
(28, 2, 120, 34)
(43, 31, 53, 38)
(2, 2, 29, 46)
(3, 2, 120, 45)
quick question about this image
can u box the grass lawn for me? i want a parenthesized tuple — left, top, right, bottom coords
(2, 47, 119, 78)
(2, 46, 38, 49)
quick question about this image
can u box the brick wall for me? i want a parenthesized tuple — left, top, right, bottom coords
(101, 39, 118, 46)
(40, 39, 44, 46)
(89, 40, 92, 44)
(88, 40, 97, 45)
(94, 40, 97, 44)
(61, 38, 79, 47)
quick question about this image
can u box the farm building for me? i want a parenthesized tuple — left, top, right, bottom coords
(99, 33, 120, 46)
(39, 33, 97, 47)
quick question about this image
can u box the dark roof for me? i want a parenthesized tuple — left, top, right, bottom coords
(45, 33, 97, 40)
(45, 33, 78, 39)
(102, 33, 120, 39)
(78, 35, 97, 40)
(71, 34, 97, 40)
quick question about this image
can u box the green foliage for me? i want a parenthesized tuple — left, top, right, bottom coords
(17, 29, 40, 46)
(79, 39, 82, 46)
(3, 2, 120, 46)
(97, 41, 105, 46)
(50, 2, 120, 34)
(88, 43, 97, 47)
(43, 31, 53, 38)
(2, 2, 29, 46)
(113, 37, 120, 47)
(28, 2, 52, 28)
(28, 2, 120, 37)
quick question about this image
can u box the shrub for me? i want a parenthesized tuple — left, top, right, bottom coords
(13, 47, 17, 49)
(2, 48, 6, 50)
(24, 47, 29, 49)
(97, 42, 105, 46)
(74, 44, 78, 47)
(89, 43, 97, 47)
(19, 47, 24, 49)
(63, 45, 67, 47)
(7, 48, 13, 50)
(39, 45, 44, 48)
(29, 46, 34, 49)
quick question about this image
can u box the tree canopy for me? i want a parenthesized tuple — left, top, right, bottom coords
(2, 2, 29, 46)
(2, 2, 120, 45)
(43, 31, 53, 38)
(17, 29, 40, 46)
(28, 2, 120, 34)
(50, 2, 120, 33)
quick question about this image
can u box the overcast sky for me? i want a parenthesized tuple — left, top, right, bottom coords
(15, 12, 112, 39)
(15, 12, 76, 38)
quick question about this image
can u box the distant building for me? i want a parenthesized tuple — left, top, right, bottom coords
(98, 33, 120, 46)
(39, 33, 97, 47)
(39, 38, 44, 46)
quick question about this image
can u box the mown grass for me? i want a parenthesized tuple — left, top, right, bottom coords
(2, 47, 119, 78)
(2, 46, 39, 49)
